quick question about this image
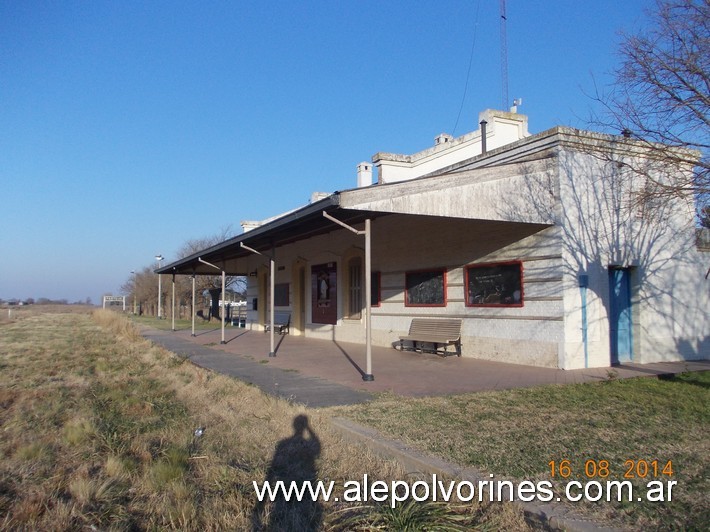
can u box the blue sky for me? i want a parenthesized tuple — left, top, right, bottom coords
(0, 0, 653, 304)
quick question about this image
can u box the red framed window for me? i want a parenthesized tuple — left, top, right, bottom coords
(371, 271, 381, 307)
(465, 261, 523, 307)
(405, 269, 447, 307)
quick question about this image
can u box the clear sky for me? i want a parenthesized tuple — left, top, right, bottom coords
(1, 0, 653, 304)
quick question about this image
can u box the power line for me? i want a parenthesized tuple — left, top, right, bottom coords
(452, 0, 481, 136)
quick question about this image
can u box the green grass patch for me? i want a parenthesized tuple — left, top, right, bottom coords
(334, 371, 710, 529)
(14, 442, 51, 462)
(150, 445, 191, 488)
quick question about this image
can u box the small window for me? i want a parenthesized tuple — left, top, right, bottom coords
(274, 283, 290, 307)
(405, 269, 446, 307)
(466, 261, 523, 307)
(371, 271, 381, 307)
(348, 257, 363, 319)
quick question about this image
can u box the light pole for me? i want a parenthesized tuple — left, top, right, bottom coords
(155, 254, 164, 319)
(131, 270, 138, 314)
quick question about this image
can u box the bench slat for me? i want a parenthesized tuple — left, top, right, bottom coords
(265, 311, 291, 335)
(400, 334, 459, 342)
(399, 318, 462, 357)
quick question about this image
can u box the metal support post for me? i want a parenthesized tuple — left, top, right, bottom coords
(198, 257, 226, 345)
(221, 270, 226, 344)
(323, 211, 374, 381)
(240, 242, 276, 357)
(363, 218, 373, 380)
(171, 274, 176, 331)
(191, 274, 196, 337)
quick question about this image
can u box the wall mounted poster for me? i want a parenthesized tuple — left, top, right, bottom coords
(466, 262, 523, 307)
(405, 270, 445, 306)
(311, 262, 337, 324)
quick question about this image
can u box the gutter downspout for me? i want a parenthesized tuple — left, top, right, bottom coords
(579, 274, 589, 368)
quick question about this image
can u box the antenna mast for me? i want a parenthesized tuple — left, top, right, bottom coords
(499, 0, 509, 110)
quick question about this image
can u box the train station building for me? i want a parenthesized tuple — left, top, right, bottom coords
(157, 109, 709, 370)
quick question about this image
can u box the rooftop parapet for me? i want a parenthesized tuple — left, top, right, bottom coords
(372, 109, 529, 184)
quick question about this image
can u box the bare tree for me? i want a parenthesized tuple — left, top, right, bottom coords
(122, 226, 247, 318)
(121, 266, 157, 315)
(700, 205, 710, 228)
(175, 225, 247, 300)
(592, 0, 709, 209)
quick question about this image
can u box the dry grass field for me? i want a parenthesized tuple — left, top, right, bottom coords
(0, 307, 528, 530)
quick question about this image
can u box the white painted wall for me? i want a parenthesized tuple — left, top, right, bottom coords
(373, 109, 529, 184)
(245, 213, 565, 367)
(242, 127, 708, 369)
(553, 145, 709, 369)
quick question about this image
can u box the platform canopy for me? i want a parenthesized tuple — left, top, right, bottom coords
(156, 154, 556, 276)
(155, 194, 386, 276)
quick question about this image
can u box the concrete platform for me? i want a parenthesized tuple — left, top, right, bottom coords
(143, 325, 709, 407)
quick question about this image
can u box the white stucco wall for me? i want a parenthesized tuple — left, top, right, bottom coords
(554, 147, 709, 369)
(373, 110, 529, 184)
(244, 213, 565, 367)
(242, 129, 708, 370)
(341, 158, 556, 225)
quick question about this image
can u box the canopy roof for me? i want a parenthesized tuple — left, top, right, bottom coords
(156, 194, 387, 276)
(156, 127, 576, 277)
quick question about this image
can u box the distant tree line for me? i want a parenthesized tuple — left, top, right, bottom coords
(0, 297, 92, 306)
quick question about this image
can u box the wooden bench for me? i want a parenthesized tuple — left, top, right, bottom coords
(231, 306, 247, 328)
(399, 318, 462, 357)
(264, 311, 291, 335)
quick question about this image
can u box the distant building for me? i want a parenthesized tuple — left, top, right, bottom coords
(158, 109, 708, 369)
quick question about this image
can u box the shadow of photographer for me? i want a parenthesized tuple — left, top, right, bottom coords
(251, 414, 323, 531)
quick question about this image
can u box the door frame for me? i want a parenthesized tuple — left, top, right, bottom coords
(608, 266, 634, 364)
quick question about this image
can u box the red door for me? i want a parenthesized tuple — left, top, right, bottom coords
(312, 263, 337, 324)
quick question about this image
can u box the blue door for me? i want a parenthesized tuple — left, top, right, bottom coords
(609, 268, 633, 364)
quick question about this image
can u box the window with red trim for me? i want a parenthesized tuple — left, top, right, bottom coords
(371, 271, 381, 307)
(405, 269, 446, 307)
(465, 261, 523, 307)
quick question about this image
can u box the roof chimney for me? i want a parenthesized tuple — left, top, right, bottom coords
(357, 161, 373, 187)
(434, 133, 454, 146)
(479, 120, 488, 154)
